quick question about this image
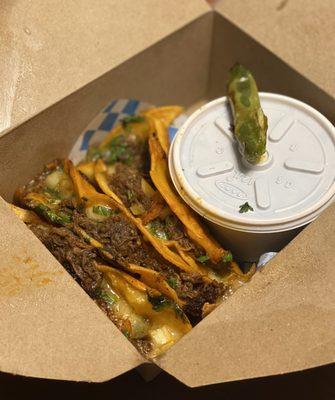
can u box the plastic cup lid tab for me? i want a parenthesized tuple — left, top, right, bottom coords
(169, 93, 335, 233)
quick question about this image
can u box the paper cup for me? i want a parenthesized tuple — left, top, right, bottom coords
(169, 93, 335, 261)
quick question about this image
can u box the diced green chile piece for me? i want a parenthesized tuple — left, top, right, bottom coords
(36, 204, 72, 225)
(227, 64, 268, 164)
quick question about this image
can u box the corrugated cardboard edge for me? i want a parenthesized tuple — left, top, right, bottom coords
(157, 204, 335, 387)
(0, 199, 145, 382)
(214, 0, 335, 99)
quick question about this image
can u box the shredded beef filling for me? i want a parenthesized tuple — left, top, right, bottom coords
(116, 134, 149, 171)
(30, 223, 102, 294)
(107, 163, 153, 211)
(177, 272, 224, 321)
(72, 210, 226, 319)
(90, 134, 149, 171)
(163, 215, 204, 258)
(72, 210, 167, 271)
(107, 164, 204, 259)
(30, 222, 153, 356)
(20, 160, 226, 321)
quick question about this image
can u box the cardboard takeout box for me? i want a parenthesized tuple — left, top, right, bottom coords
(0, 0, 334, 387)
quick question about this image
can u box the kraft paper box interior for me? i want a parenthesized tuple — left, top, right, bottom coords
(0, 0, 334, 388)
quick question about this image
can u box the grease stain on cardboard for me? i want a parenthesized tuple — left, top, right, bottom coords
(276, 0, 289, 11)
(0, 255, 62, 297)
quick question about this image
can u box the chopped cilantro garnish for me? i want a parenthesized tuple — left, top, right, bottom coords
(121, 115, 145, 126)
(167, 276, 178, 289)
(148, 293, 186, 321)
(96, 288, 118, 306)
(44, 187, 61, 199)
(222, 251, 233, 263)
(58, 212, 72, 224)
(147, 294, 171, 311)
(87, 135, 133, 165)
(93, 205, 112, 217)
(46, 197, 61, 205)
(87, 147, 103, 162)
(197, 254, 210, 263)
(239, 202, 254, 213)
(107, 135, 124, 147)
(146, 220, 169, 240)
(103, 135, 132, 164)
(36, 204, 72, 225)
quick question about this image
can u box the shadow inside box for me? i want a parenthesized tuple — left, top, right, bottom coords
(0, 364, 334, 400)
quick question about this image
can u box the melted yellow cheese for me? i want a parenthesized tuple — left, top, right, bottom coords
(101, 267, 191, 357)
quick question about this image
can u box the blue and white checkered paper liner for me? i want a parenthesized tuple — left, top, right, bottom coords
(69, 98, 275, 267)
(69, 98, 186, 165)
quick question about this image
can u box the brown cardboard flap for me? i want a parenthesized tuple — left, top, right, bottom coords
(0, 0, 209, 138)
(214, 0, 335, 98)
(0, 5, 334, 385)
(0, 199, 144, 382)
(158, 204, 335, 387)
(0, 12, 213, 202)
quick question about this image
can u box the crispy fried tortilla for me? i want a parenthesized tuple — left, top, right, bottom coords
(14, 159, 228, 323)
(86, 111, 243, 278)
(12, 204, 191, 358)
(11, 106, 254, 358)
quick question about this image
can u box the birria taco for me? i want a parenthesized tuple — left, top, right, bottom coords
(79, 108, 248, 283)
(11, 106, 254, 358)
(11, 204, 191, 358)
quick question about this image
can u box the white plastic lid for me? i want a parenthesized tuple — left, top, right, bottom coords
(169, 93, 335, 233)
